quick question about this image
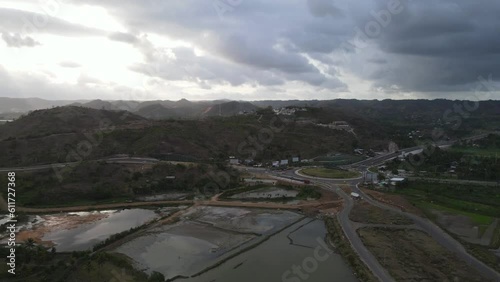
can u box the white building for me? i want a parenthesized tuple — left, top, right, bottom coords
(389, 177, 406, 186)
(229, 157, 239, 165)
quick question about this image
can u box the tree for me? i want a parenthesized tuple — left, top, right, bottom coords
(25, 238, 36, 249)
(148, 271, 165, 282)
(377, 173, 386, 181)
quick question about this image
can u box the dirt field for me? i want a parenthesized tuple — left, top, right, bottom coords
(358, 227, 488, 282)
(361, 188, 424, 216)
(349, 200, 413, 225)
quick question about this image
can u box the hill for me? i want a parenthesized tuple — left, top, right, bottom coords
(0, 106, 364, 167)
(134, 100, 259, 119)
(71, 99, 121, 111)
(0, 106, 146, 140)
(201, 101, 259, 117)
(0, 107, 148, 166)
(0, 97, 77, 113)
(0, 100, 498, 167)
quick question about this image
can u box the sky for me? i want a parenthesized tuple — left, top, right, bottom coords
(0, 0, 499, 101)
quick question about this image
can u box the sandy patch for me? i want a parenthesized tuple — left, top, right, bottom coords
(16, 212, 110, 247)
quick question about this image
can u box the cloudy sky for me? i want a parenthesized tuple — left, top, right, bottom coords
(0, 0, 499, 101)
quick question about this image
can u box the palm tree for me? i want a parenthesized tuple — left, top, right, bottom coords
(25, 238, 36, 249)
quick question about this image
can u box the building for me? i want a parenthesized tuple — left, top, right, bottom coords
(292, 157, 300, 163)
(389, 177, 407, 187)
(229, 156, 239, 165)
(280, 159, 289, 166)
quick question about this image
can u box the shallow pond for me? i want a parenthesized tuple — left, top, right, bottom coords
(42, 209, 158, 252)
(115, 207, 357, 282)
(184, 219, 358, 282)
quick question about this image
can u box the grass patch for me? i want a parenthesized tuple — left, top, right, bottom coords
(395, 181, 500, 219)
(219, 184, 285, 199)
(296, 186, 321, 199)
(301, 167, 361, 179)
(490, 225, 500, 249)
(461, 242, 500, 274)
(448, 147, 500, 157)
(415, 201, 494, 226)
(349, 201, 413, 225)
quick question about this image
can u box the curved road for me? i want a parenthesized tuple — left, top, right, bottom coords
(351, 183, 500, 281)
(290, 169, 500, 281)
(0, 157, 161, 172)
(318, 181, 395, 282)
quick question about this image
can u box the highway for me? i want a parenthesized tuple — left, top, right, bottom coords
(349, 132, 496, 170)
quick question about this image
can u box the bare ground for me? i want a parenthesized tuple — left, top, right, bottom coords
(361, 188, 424, 216)
(358, 227, 491, 282)
(349, 200, 414, 225)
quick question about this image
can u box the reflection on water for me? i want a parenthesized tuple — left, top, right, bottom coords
(185, 219, 358, 282)
(115, 206, 357, 282)
(43, 209, 158, 252)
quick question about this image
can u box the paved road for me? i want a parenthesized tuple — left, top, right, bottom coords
(319, 182, 395, 282)
(351, 184, 500, 281)
(284, 170, 500, 281)
(349, 132, 496, 169)
(0, 157, 160, 172)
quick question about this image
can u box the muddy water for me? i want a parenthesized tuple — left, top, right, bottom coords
(115, 209, 301, 279)
(43, 209, 158, 252)
(184, 219, 358, 282)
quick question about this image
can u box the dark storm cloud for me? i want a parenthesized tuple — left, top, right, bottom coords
(357, 0, 500, 93)
(69, 0, 348, 90)
(307, 0, 344, 18)
(5, 0, 500, 97)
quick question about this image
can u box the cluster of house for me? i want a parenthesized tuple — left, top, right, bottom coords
(449, 161, 458, 174)
(228, 156, 310, 167)
(316, 121, 351, 130)
(271, 158, 295, 167)
(273, 107, 307, 116)
(315, 121, 355, 135)
(407, 130, 424, 139)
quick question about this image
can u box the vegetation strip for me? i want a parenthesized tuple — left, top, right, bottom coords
(324, 217, 378, 282)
